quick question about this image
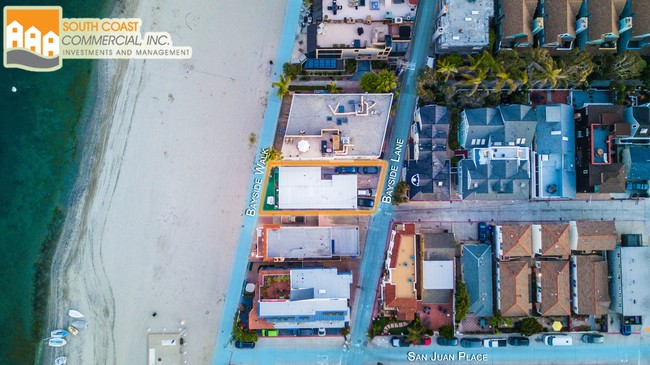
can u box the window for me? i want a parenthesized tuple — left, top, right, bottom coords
(48, 38, 54, 44)
(31, 33, 36, 38)
(48, 51, 54, 56)
(641, 128, 648, 134)
(12, 27, 18, 33)
(30, 46, 35, 51)
(521, 138, 526, 144)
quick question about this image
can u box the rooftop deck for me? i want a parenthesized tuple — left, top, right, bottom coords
(391, 233, 417, 298)
(282, 93, 392, 160)
(322, 0, 416, 22)
(591, 125, 613, 164)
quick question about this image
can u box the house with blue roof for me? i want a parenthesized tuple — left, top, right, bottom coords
(534, 104, 576, 199)
(461, 244, 494, 318)
(457, 105, 537, 200)
(622, 146, 650, 181)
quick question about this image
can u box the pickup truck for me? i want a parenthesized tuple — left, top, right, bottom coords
(483, 338, 507, 347)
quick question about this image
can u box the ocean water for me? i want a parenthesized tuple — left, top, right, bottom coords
(0, 1, 109, 363)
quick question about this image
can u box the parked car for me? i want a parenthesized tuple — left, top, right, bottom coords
(621, 324, 632, 336)
(335, 166, 358, 174)
(360, 166, 379, 174)
(318, 328, 326, 337)
(417, 336, 432, 346)
(357, 197, 375, 208)
(357, 188, 373, 197)
(460, 338, 483, 348)
(234, 341, 255, 349)
(483, 338, 507, 347)
(293, 329, 314, 336)
(626, 182, 649, 191)
(436, 337, 459, 346)
(507, 337, 530, 346)
(261, 329, 278, 337)
(543, 335, 572, 346)
(391, 336, 412, 347)
(582, 333, 604, 343)
(478, 222, 487, 243)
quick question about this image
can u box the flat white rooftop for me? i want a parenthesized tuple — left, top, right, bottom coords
(265, 226, 360, 259)
(283, 93, 392, 160)
(423, 261, 454, 290)
(278, 166, 357, 209)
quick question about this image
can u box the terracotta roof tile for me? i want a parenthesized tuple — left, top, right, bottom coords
(384, 284, 417, 321)
(575, 255, 611, 315)
(537, 260, 571, 316)
(575, 221, 617, 251)
(499, 261, 531, 317)
(501, 224, 532, 257)
(540, 223, 571, 257)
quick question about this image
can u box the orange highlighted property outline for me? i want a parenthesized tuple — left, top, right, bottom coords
(259, 159, 387, 216)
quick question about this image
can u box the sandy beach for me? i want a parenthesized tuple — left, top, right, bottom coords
(44, 0, 288, 364)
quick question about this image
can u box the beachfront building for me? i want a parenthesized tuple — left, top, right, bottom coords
(534, 104, 576, 199)
(42, 31, 59, 57)
(6, 20, 24, 49)
(609, 246, 650, 316)
(433, 0, 494, 54)
(255, 225, 360, 262)
(456, 105, 537, 200)
(252, 267, 353, 329)
(281, 93, 392, 160)
(276, 166, 358, 210)
(307, 0, 416, 61)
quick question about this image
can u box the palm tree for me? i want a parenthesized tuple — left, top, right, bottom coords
(406, 317, 428, 344)
(326, 81, 338, 93)
(436, 57, 458, 82)
(262, 147, 283, 163)
(461, 69, 487, 96)
(272, 74, 291, 98)
(493, 65, 518, 95)
(375, 70, 398, 93)
(531, 63, 568, 89)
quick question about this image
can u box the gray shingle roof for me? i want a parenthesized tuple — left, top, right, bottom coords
(462, 244, 494, 317)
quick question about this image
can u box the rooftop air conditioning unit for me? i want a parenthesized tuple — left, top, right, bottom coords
(394, 17, 403, 24)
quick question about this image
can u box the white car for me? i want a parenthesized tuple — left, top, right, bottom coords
(483, 338, 507, 347)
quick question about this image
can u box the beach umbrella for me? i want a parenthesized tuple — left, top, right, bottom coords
(552, 320, 563, 332)
(297, 140, 310, 152)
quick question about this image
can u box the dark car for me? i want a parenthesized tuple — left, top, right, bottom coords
(293, 329, 314, 336)
(360, 166, 380, 174)
(508, 337, 530, 346)
(234, 341, 255, 349)
(391, 336, 412, 347)
(621, 324, 632, 336)
(357, 197, 375, 208)
(626, 182, 649, 191)
(460, 338, 483, 348)
(478, 222, 487, 243)
(582, 333, 604, 343)
(436, 337, 459, 346)
(335, 166, 358, 174)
